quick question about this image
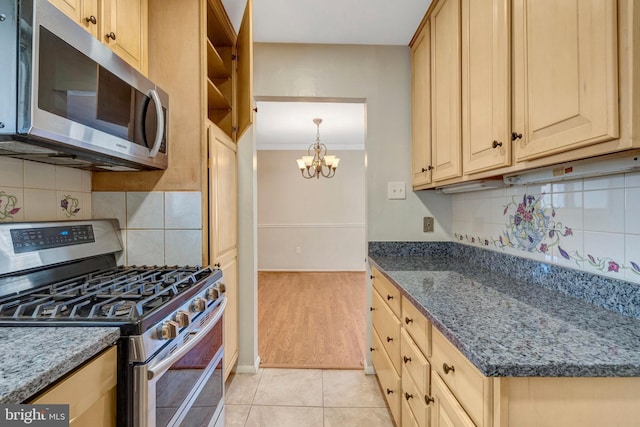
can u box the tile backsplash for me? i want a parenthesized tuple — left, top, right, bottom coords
(452, 171, 640, 284)
(92, 191, 203, 266)
(0, 157, 203, 267)
(0, 157, 91, 222)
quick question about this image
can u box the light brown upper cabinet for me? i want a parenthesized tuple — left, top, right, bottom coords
(206, 0, 254, 142)
(430, 0, 462, 182)
(411, 20, 432, 187)
(512, 0, 619, 161)
(461, 0, 510, 174)
(49, 0, 147, 74)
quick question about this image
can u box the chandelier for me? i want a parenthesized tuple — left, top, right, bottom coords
(296, 118, 340, 179)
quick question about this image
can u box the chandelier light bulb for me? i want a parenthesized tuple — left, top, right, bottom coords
(296, 118, 341, 179)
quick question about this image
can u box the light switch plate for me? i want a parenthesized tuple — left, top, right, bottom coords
(388, 182, 406, 200)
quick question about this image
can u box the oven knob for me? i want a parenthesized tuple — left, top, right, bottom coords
(191, 297, 207, 312)
(207, 286, 220, 300)
(175, 310, 191, 327)
(161, 320, 179, 340)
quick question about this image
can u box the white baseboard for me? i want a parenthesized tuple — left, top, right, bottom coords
(235, 356, 261, 374)
(363, 358, 375, 375)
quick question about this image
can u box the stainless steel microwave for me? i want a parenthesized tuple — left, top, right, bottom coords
(0, 0, 168, 171)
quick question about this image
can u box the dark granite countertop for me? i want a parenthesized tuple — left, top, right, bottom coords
(369, 254, 640, 377)
(0, 327, 120, 403)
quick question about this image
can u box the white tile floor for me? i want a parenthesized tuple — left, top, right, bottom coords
(224, 369, 395, 427)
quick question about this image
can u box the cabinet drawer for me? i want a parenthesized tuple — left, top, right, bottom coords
(372, 328, 402, 426)
(372, 289, 402, 374)
(431, 373, 475, 427)
(401, 328, 430, 394)
(402, 296, 431, 357)
(432, 328, 489, 426)
(371, 266, 401, 317)
(402, 366, 429, 427)
(402, 395, 421, 427)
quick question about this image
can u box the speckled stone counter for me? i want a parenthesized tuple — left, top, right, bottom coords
(368, 253, 640, 377)
(0, 327, 120, 403)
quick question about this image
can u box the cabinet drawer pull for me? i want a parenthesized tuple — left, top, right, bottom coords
(85, 15, 96, 24)
(386, 388, 393, 395)
(512, 131, 523, 141)
(386, 336, 393, 342)
(386, 294, 394, 301)
(492, 140, 503, 148)
(403, 356, 411, 364)
(404, 317, 413, 324)
(425, 395, 434, 405)
(106, 32, 116, 40)
(443, 363, 455, 374)
(404, 392, 413, 401)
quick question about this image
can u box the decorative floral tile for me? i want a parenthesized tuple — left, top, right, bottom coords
(453, 192, 640, 280)
(0, 189, 23, 222)
(56, 191, 82, 220)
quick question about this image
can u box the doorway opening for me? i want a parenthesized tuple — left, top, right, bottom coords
(255, 98, 367, 369)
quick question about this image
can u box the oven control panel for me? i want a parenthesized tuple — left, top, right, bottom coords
(10, 225, 95, 253)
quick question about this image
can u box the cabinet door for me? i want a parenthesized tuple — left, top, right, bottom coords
(411, 21, 433, 187)
(461, 0, 510, 174)
(208, 122, 239, 379)
(101, 0, 148, 73)
(512, 0, 618, 161)
(236, 0, 254, 141)
(48, 0, 99, 37)
(431, 0, 462, 182)
(431, 374, 475, 427)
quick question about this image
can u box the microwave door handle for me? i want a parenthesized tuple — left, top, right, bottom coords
(147, 296, 227, 380)
(147, 89, 164, 158)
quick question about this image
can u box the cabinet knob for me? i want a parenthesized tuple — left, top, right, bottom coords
(403, 355, 412, 364)
(492, 140, 503, 148)
(511, 132, 523, 141)
(425, 395, 435, 405)
(370, 347, 375, 352)
(370, 275, 375, 280)
(405, 317, 413, 325)
(85, 15, 97, 25)
(386, 294, 394, 301)
(421, 165, 434, 173)
(214, 262, 221, 268)
(106, 32, 116, 40)
(443, 363, 455, 374)
(370, 307, 375, 311)
(386, 388, 393, 395)
(386, 336, 393, 342)
(404, 392, 413, 401)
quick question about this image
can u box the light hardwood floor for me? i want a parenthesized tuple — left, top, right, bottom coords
(258, 271, 366, 369)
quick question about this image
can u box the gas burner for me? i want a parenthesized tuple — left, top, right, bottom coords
(101, 300, 139, 318)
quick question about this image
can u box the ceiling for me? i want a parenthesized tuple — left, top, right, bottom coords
(256, 101, 365, 151)
(221, 0, 431, 151)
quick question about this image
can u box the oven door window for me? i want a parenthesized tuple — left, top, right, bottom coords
(37, 27, 166, 153)
(155, 319, 223, 427)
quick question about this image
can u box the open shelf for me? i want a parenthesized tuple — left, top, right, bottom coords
(207, 78, 231, 110)
(207, 39, 232, 78)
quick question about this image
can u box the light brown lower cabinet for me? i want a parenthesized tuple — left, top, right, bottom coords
(375, 275, 640, 427)
(30, 346, 117, 427)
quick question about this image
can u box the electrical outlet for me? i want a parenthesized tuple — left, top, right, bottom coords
(423, 217, 434, 232)
(388, 182, 406, 200)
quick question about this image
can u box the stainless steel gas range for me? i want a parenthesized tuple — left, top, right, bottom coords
(0, 219, 226, 427)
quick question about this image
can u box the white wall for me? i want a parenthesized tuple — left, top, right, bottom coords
(257, 150, 366, 271)
(253, 43, 453, 242)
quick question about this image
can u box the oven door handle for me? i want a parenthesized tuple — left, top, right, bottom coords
(147, 296, 227, 380)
